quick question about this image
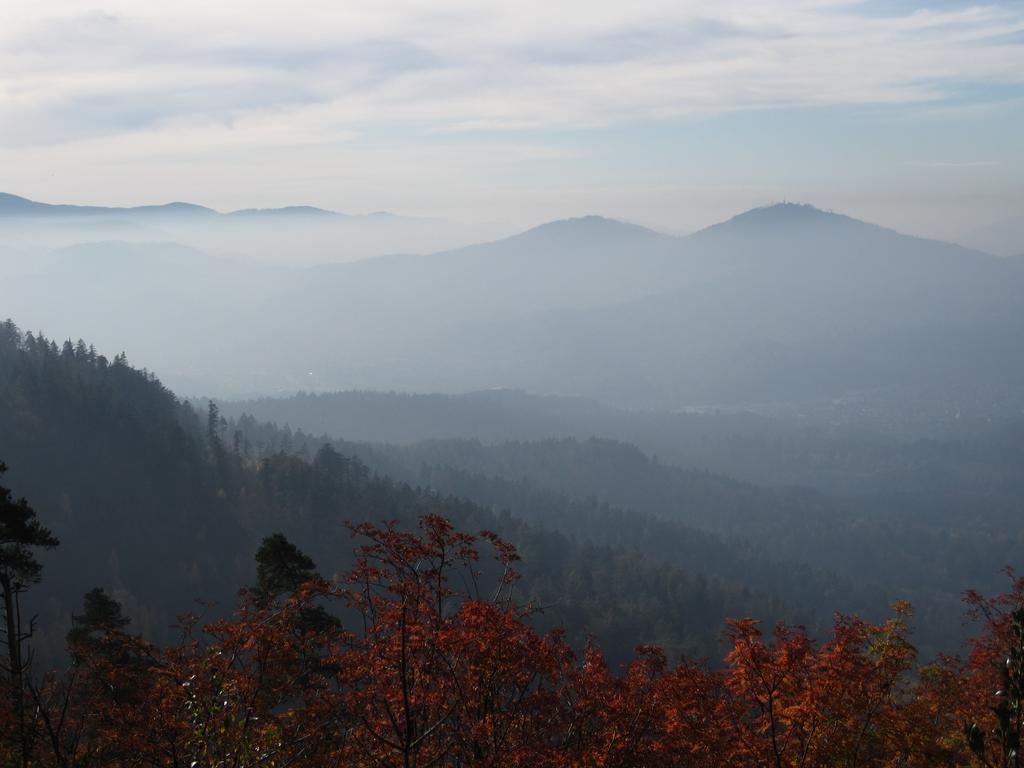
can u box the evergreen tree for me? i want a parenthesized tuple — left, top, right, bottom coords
(66, 588, 130, 656)
(0, 462, 59, 766)
(207, 400, 222, 448)
(254, 533, 319, 605)
(253, 534, 336, 644)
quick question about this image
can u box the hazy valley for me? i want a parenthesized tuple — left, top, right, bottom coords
(5, 193, 1023, 430)
(2, 4, 1023, 758)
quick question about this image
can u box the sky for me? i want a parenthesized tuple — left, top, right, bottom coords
(1, 0, 1023, 239)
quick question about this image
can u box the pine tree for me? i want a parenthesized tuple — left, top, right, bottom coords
(66, 588, 130, 657)
(254, 533, 319, 605)
(0, 462, 59, 766)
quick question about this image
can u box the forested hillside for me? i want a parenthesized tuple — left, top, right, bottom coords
(5, 2, 1022, 763)
(0, 320, 786, 666)
(3, 461, 1024, 768)
(218, 386, 1024, 488)
(1, 316, 1023, 767)
(221, 408, 1024, 659)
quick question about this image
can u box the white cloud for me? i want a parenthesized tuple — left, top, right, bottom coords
(2, 1, 1022, 147)
(0, 0, 1021, 235)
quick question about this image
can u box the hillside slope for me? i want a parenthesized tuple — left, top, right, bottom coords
(0, 319, 786, 665)
(5, 203, 1024, 419)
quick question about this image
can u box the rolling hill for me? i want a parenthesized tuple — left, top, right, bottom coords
(4, 200, 1023, 424)
(0, 320, 799, 667)
(0, 192, 499, 266)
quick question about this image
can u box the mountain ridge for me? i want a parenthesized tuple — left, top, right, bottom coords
(0, 192, 400, 221)
(4, 193, 1000, 260)
(4, 195, 1022, 413)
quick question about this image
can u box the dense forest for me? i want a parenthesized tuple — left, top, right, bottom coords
(5, 0, 1024, 762)
(3, 321, 1024, 764)
(0, 321, 788, 667)
(3, 453, 1024, 766)
(224, 407, 1024, 659)
(216, 386, 1024, 489)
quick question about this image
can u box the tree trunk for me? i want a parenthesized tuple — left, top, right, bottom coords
(1, 573, 27, 767)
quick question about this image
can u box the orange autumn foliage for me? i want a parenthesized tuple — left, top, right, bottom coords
(5, 517, 1022, 768)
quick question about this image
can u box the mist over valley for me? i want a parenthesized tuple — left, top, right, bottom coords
(2, 3, 1024, 762)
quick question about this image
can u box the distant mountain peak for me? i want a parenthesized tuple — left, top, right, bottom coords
(727, 202, 836, 224)
(0, 192, 54, 214)
(689, 203, 869, 240)
(130, 201, 217, 215)
(0, 193, 216, 217)
(0, 192, 428, 223)
(544, 214, 627, 228)
(518, 215, 670, 242)
(228, 205, 341, 218)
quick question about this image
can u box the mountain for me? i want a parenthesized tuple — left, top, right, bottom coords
(1, 330, 1013, 768)
(299, 203, 1014, 336)
(5, 200, 1024, 421)
(0, 192, 364, 221)
(291, 203, 1024, 415)
(283, 215, 685, 331)
(227, 205, 342, 218)
(0, 192, 507, 266)
(0, 192, 440, 225)
(1, 320, 799, 667)
(222, 393, 1024, 658)
(218, 386, 1015, 490)
(0, 192, 217, 218)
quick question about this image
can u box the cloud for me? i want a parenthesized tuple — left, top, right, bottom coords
(1, 0, 1022, 151)
(0, 0, 1022, 239)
